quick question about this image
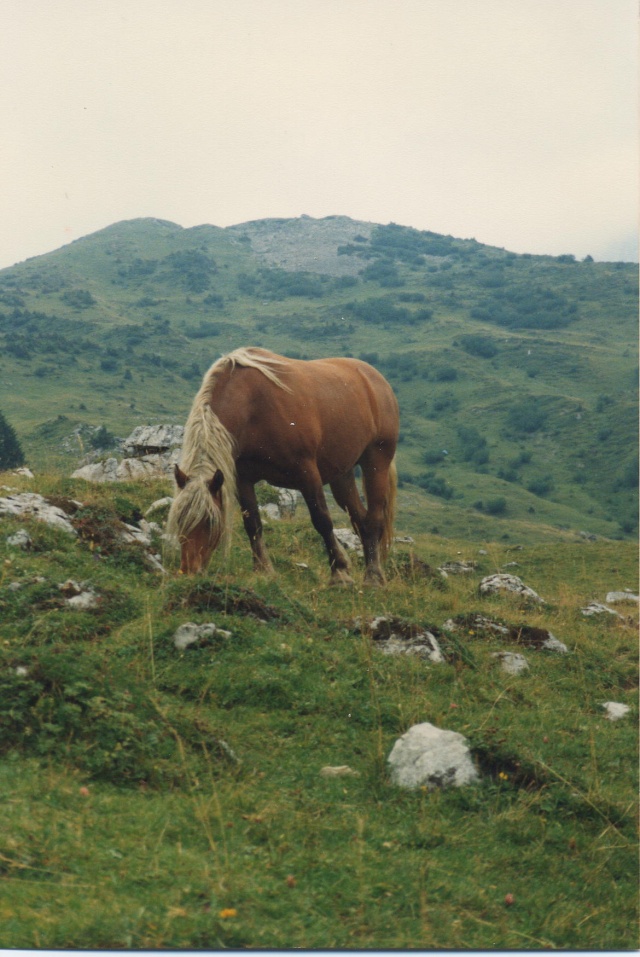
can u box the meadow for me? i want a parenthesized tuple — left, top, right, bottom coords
(0, 469, 637, 950)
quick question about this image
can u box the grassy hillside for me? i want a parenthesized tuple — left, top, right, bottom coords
(0, 469, 637, 949)
(0, 215, 637, 541)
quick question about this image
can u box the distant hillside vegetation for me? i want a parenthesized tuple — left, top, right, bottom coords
(0, 215, 636, 540)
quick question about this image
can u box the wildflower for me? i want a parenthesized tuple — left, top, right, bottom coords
(219, 908, 237, 919)
(498, 771, 509, 781)
(504, 893, 515, 906)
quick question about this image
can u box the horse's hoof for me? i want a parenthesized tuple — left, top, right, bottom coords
(364, 570, 385, 587)
(330, 569, 355, 587)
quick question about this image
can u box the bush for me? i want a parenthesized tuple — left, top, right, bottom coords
(484, 496, 507, 515)
(459, 335, 498, 359)
(527, 476, 554, 497)
(506, 401, 548, 434)
(417, 472, 455, 499)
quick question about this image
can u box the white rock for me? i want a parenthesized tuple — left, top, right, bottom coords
(173, 621, 232, 651)
(121, 424, 184, 456)
(14, 666, 29, 676)
(491, 652, 530, 675)
(602, 702, 630, 721)
(540, 633, 569, 654)
(439, 560, 476, 574)
(479, 573, 544, 603)
(319, 765, 360, 778)
(394, 535, 415, 544)
(275, 487, 300, 517)
(581, 602, 624, 619)
(0, 493, 76, 536)
(605, 591, 639, 605)
(388, 722, 479, 790)
(145, 497, 174, 517)
(13, 467, 34, 479)
(66, 591, 99, 610)
(259, 503, 281, 521)
(6, 529, 32, 549)
(334, 527, 363, 556)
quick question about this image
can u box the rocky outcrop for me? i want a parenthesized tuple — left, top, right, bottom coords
(479, 573, 545, 604)
(354, 614, 444, 662)
(72, 424, 183, 482)
(387, 722, 479, 790)
(0, 492, 77, 536)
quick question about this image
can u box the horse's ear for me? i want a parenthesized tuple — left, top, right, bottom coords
(208, 469, 224, 497)
(174, 464, 189, 489)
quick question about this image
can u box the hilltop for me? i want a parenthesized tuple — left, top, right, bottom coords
(0, 215, 636, 541)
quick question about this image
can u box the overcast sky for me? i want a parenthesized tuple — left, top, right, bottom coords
(0, 0, 636, 270)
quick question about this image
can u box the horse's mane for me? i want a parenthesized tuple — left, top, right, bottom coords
(166, 348, 290, 548)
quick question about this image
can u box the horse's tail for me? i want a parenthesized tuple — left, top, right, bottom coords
(380, 457, 397, 558)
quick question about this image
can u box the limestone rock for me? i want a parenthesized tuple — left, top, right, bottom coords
(602, 702, 631, 721)
(259, 503, 281, 521)
(6, 529, 32, 550)
(605, 591, 639, 605)
(121, 424, 184, 456)
(0, 492, 77, 536)
(173, 621, 233, 651)
(439, 560, 477, 575)
(388, 722, 479, 790)
(334, 527, 363, 556)
(479, 573, 544, 604)
(581, 602, 624, 620)
(354, 615, 444, 662)
(491, 652, 530, 675)
(319, 766, 360, 778)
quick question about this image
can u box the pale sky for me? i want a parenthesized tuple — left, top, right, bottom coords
(0, 0, 636, 270)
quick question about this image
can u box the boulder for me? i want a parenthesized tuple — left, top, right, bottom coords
(442, 614, 568, 653)
(0, 492, 77, 536)
(173, 621, 232, 651)
(605, 591, 639, 605)
(121, 424, 184, 456)
(439, 560, 477, 575)
(334, 527, 363, 556)
(6, 529, 32, 550)
(602, 702, 631, 721)
(276, 487, 300, 517)
(388, 722, 479, 790)
(259, 503, 281, 521)
(581, 602, 624, 620)
(491, 652, 530, 675)
(479, 573, 544, 604)
(72, 451, 180, 482)
(58, 579, 99, 609)
(354, 615, 444, 662)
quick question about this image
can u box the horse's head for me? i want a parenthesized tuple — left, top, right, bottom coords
(172, 465, 225, 574)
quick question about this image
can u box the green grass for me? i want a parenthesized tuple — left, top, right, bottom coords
(0, 470, 637, 949)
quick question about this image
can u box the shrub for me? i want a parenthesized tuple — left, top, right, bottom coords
(459, 334, 498, 359)
(506, 401, 548, 434)
(484, 496, 507, 515)
(417, 472, 455, 499)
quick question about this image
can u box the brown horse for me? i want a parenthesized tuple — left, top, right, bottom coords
(166, 347, 399, 585)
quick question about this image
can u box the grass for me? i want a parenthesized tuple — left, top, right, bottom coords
(0, 469, 637, 949)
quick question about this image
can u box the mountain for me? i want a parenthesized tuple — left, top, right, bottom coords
(0, 215, 637, 540)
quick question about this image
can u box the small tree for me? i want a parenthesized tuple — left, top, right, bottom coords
(0, 410, 25, 469)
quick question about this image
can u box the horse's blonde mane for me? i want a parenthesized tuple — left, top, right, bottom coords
(166, 348, 290, 549)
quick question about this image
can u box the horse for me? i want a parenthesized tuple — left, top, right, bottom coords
(166, 347, 399, 585)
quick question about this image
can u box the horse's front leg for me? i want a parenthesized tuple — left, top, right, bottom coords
(300, 468, 354, 586)
(238, 479, 275, 575)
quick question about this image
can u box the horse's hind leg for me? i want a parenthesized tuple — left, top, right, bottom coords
(300, 466, 354, 586)
(359, 449, 394, 586)
(330, 471, 367, 540)
(238, 478, 275, 575)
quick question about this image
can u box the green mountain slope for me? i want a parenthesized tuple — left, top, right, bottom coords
(0, 215, 636, 540)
